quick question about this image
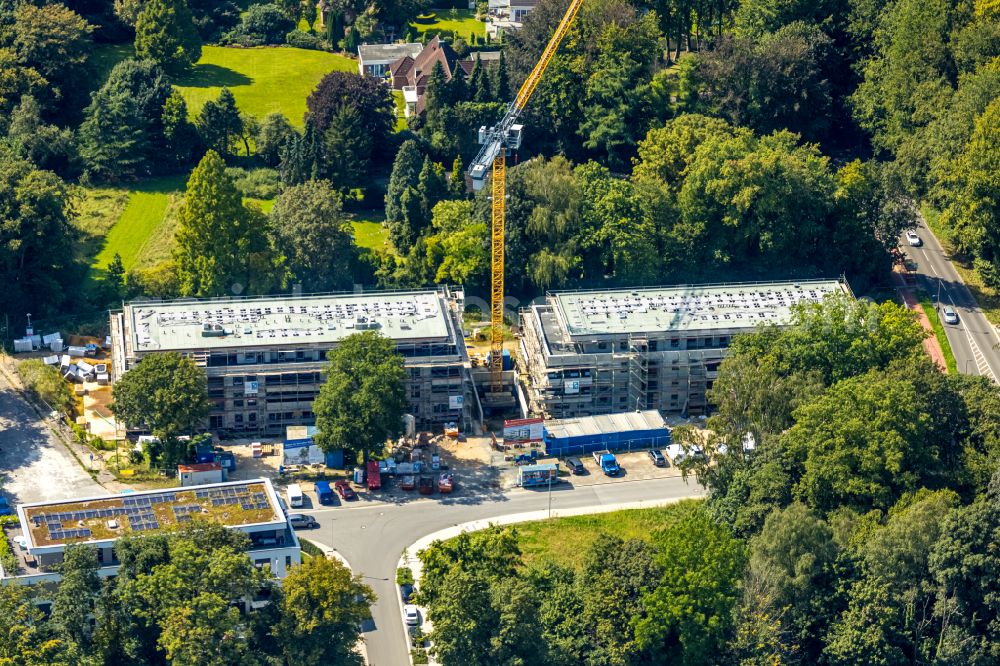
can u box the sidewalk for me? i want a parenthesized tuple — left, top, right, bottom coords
(892, 271, 947, 371)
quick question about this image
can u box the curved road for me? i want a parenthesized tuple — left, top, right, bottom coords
(903, 222, 1000, 381)
(302, 476, 705, 666)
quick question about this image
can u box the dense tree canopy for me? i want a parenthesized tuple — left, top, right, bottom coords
(174, 150, 275, 296)
(270, 179, 356, 292)
(111, 351, 208, 466)
(313, 331, 407, 464)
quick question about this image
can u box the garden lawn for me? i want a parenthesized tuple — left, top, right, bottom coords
(351, 217, 391, 252)
(410, 9, 485, 42)
(88, 175, 188, 277)
(393, 90, 407, 131)
(174, 46, 356, 126)
(514, 505, 695, 571)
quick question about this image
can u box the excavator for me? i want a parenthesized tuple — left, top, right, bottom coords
(467, 0, 586, 393)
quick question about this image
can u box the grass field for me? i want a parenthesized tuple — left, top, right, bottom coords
(85, 175, 187, 280)
(922, 204, 1000, 326)
(392, 90, 407, 131)
(916, 292, 959, 374)
(350, 215, 391, 251)
(514, 504, 696, 571)
(411, 9, 485, 41)
(174, 46, 356, 125)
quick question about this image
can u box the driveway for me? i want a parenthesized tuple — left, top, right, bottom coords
(302, 475, 705, 666)
(902, 222, 1000, 382)
(0, 369, 104, 505)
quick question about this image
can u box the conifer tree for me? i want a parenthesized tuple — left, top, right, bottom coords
(175, 151, 272, 297)
(134, 0, 201, 74)
(494, 50, 510, 101)
(450, 155, 465, 197)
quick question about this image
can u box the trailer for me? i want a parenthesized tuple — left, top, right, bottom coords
(519, 462, 559, 488)
(366, 460, 381, 491)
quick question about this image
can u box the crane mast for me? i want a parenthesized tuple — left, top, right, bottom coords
(468, 0, 585, 392)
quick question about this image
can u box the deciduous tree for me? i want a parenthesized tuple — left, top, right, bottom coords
(313, 331, 407, 464)
(270, 180, 356, 292)
(276, 555, 374, 665)
(111, 352, 208, 466)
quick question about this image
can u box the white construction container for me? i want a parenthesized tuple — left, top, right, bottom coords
(67, 346, 87, 357)
(97, 373, 109, 385)
(60, 354, 71, 368)
(49, 339, 63, 352)
(42, 355, 59, 366)
(42, 332, 61, 346)
(13, 338, 32, 353)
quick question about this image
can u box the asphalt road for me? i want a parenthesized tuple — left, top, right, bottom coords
(902, 223, 1000, 382)
(0, 368, 104, 505)
(302, 475, 705, 666)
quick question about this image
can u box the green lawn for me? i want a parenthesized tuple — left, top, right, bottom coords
(917, 291, 959, 374)
(411, 9, 486, 42)
(350, 217, 391, 252)
(514, 504, 697, 571)
(392, 90, 407, 131)
(174, 46, 356, 125)
(88, 175, 188, 278)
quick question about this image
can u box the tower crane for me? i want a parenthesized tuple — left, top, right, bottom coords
(468, 0, 585, 393)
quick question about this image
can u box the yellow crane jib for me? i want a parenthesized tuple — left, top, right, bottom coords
(467, 0, 585, 393)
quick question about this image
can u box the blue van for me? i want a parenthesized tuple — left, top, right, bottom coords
(314, 480, 335, 505)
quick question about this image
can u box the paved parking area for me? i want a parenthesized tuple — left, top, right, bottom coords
(0, 370, 103, 505)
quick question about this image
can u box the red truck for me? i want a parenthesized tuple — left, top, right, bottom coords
(366, 460, 381, 491)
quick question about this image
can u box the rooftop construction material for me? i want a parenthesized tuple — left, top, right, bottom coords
(127, 291, 450, 352)
(552, 280, 845, 337)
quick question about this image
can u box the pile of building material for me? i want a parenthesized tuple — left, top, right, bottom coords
(13, 331, 63, 353)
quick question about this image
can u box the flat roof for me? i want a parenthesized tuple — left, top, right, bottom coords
(19, 479, 283, 549)
(358, 42, 422, 62)
(544, 410, 668, 440)
(126, 290, 451, 352)
(551, 279, 846, 337)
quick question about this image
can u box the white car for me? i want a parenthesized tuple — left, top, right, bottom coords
(403, 604, 420, 626)
(942, 306, 959, 325)
(905, 230, 922, 247)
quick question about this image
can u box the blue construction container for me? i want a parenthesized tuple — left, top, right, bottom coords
(486, 349, 514, 371)
(543, 410, 671, 457)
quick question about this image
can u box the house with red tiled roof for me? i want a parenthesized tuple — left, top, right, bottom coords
(390, 37, 503, 117)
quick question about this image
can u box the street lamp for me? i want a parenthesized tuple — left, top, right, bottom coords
(547, 469, 553, 519)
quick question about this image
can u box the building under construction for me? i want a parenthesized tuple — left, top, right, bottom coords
(110, 287, 479, 437)
(518, 279, 849, 419)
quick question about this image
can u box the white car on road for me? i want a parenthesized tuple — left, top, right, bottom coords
(942, 306, 959, 325)
(403, 604, 420, 626)
(905, 230, 922, 247)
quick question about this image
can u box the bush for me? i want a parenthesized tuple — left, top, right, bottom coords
(226, 167, 282, 199)
(396, 566, 414, 586)
(0, 536, 17, 575)
(411, 648, 429, 663)
(223, 3, 295, 46)
(299, 538, 323, 558)
(286, 29, 323, 50)
(19, 359, 74, 413)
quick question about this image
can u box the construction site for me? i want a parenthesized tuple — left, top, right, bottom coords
(517, 279, 850, 419)
(109, 286, 482, 437)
